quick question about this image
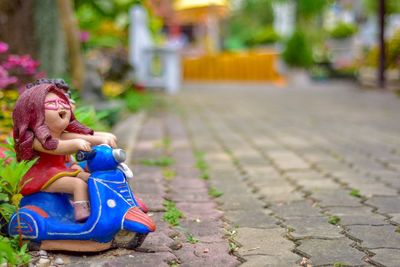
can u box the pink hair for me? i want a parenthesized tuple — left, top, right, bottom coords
(13, 83, 93, 161)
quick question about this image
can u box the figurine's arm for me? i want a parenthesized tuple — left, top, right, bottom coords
(33, 138, 91, 155)
(61, 132, 117, 148)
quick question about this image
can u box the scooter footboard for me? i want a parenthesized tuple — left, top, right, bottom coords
(122, 207, 156, 234)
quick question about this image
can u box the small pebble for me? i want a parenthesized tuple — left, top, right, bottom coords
(203, 248, 209, 253)
(36, 257, 51, 267)
(54, 257, 64, 265)
(39, 250, 48, 257)
(169, 240, 183, 250)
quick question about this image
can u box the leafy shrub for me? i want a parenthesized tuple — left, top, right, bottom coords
(246, 27, 280, 47)
(74, 106, 111, 131)
(123, 90, 154, 113)
(0, 236, 30, 266)
(0, 138, 35, 265)
(283, 30, 313, 68)
(329, 22, 358, 39)
(364, 29, 400, 69)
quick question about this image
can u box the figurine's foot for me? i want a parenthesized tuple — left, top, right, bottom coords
(73, 201, 90, 222)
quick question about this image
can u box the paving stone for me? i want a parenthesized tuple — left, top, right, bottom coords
(64, 252, 177, 267)
(347, 225, 400, 249)
(235, 227, 296, 258)
(174, 242, 240, 267)
(369, 248, 400, 267)
(178, 220, 225, 243)
(271, 200, 322, 218)
(326, 206, 388, 226)
(348, 182, 398, 197)
(218, 192, 264, 211)
(285, 216, 342, 239)
(267, 151, 310, 170)
(224, 209, 278, 229)
(241, 254, 301, 267)
(365, 196, 400, 214)
(258, 185, 304, 203)
(311, 189, 363, 207)
(296, 238, 366, 266)
(389, 213, 400, 224)
(175, 202, 223, 221)
(296, 178, 341, 191)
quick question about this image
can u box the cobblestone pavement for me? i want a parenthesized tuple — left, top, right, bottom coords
(56, 81, 400, 266)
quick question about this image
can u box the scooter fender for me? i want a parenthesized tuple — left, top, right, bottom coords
(121, 206, 156, 234)
(8, 205, 47, 240)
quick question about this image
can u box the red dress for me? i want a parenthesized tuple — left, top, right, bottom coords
(21, 152, 80, 196)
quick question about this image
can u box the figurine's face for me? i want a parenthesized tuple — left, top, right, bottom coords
(44, 92, 71, 135)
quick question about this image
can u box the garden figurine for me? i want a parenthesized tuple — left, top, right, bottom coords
(12, 81, 113, 222)
(8, 79, 154, 251)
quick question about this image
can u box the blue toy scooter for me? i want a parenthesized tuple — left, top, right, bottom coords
(8, 145, 156, 252)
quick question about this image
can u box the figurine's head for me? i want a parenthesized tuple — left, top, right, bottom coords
(13, 82, 93, 161)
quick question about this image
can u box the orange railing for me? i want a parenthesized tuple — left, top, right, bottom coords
(182, 50, 282, 81)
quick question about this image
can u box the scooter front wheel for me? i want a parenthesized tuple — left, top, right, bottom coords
(127, 233, 148, 249)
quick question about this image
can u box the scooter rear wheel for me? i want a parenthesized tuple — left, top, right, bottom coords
(127, 233, 148, 249)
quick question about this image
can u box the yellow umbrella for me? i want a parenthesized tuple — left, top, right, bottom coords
(173, 0, 229, 24)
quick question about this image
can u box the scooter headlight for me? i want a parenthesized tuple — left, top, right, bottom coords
(112, 149, 126, 163)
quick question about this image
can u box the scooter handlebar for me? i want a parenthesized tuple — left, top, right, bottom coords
(76, 150, 97, 162)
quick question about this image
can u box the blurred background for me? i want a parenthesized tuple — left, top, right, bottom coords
(0, 0, 399, 140)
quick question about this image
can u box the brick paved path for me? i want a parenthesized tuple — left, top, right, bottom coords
(57, 81, 400, 266)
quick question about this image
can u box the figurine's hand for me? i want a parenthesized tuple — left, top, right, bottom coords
(98, 135, 117, 148)
(75, 139, 91, 151)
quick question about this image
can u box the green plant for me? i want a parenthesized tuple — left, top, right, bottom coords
(208, 187, 224, 198)
(186, 234, 199, 244)
(0, 236, 31, 266)
(328, 215, 341, 225)
(329, 22, 357, 39)
(283, 30, 313, 68)
(194, 151, 209, 180)
(246, 27, 280, 46)
(123, 90, 154, 113)
(395, 226, 400, 234)
(162, 168, 176, 181)
(350, 189, 361, 198)
(73, 106, 110, 131)
(163, 200, 183, 226)
(333, 262, 348, 267)
(140, 157, 174, 167)
(364, 29, 400, 69)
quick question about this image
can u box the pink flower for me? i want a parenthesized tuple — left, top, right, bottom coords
(3, 55, 40, 75)
(0, 65, 17, 89)
(0, 42, 9, 53)
(80, 31, 90, 43)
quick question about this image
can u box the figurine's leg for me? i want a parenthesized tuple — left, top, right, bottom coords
(43, 176, 90, 222)
(43, 176, 88, 201)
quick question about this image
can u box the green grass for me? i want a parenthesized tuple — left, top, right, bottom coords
(396, 227, 400, 234)
(350, 189, 362, 198)
(140, 157, 174, 167)
(333, 262, 348, 267)
(162, 168, 176, 181)
(194, 151, 209, 180)
(123, 90, 154, 113)
(328, 215, 341, 225)
(163, 200, 183, 226)
(186, 234, 199, 244)
(208, 187, 224, 198)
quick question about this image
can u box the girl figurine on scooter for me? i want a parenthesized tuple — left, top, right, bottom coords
(13, 81, 114, 222)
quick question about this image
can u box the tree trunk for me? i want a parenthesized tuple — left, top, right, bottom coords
(34, 0, 66, 78)
(56, 0, 85, 90)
